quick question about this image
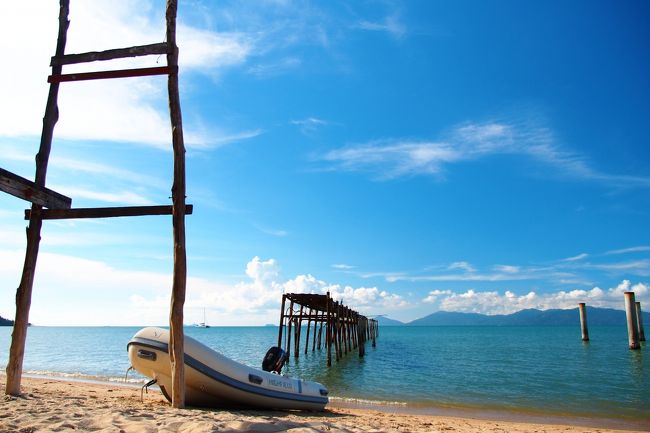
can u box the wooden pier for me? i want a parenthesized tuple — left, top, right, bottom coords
(277, 293, 378, 366)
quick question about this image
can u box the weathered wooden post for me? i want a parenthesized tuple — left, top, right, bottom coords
(335, 302, 342, 359)
(166, 0, 190, 408)
(358, 317, 365, 358)
(286, 300, 294, 358)
(326, 292, 332, 366)
(578, 303, 589, 341)
(304, 308, 312, 355)
(294, 305, 303, 358)
(312, 310, 319, 352)
(636, 302, 646, 342)
(314, 311, 322, 351)
(352, 312, 358, 349)
(342, 306, 350, 353)
(5, 0, 70, 397)
(349, 310, 355, 349)
(625, 292, 641, 350)
(277, 294, 286, 347)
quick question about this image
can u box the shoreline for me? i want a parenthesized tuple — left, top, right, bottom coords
(1, 375, 647, 432)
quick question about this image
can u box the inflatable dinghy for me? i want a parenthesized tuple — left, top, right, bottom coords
(127, 327, 328, 410)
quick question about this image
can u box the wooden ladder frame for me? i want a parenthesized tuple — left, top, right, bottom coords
(1, 0, 189, 408)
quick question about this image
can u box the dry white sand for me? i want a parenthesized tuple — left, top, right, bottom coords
(1, 376, 647, 433)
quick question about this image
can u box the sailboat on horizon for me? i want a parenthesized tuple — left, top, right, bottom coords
(194, 308, 210, 328)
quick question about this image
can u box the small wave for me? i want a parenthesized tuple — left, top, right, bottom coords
(329, 396, 407, 407)
(23, 370, 148, 385)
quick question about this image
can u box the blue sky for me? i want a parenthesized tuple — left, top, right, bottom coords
(1, 0, 649, 325)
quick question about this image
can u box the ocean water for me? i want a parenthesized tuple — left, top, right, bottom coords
(0, 325, 648, 421)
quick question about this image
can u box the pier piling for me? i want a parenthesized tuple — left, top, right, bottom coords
(624, 292, 641, 350)
(578, 303, 589, 341)
(636, 302, 646, 342)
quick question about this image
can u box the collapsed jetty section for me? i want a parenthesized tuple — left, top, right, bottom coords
(277, 292, 378, 366)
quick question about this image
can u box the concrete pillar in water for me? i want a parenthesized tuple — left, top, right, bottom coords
(578, 303, 589, 341)
(636, 301, 646, 342)
(624, 292, 640, 350)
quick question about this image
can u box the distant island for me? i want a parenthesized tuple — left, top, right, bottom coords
(1, 315, 14, 326)
(378, 306, 650, 326)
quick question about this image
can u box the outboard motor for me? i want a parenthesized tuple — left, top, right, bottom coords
(262, 346, 287, 373)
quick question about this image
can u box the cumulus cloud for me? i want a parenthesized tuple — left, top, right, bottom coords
(422, 279, 649, 315)
(0, 250, 405, 325)
(423, 289, 452, 304)
(170, 256, 408, 319)
(438, 290, 539, 315)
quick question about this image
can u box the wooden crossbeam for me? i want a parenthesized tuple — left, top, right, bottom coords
(0, 167, 71, 209)
(51, 43, 169, 66)
(24, 204, 193, 220)
(48, 66, 174, 83)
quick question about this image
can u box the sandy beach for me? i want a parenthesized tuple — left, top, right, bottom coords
(0, 376, 647, 433)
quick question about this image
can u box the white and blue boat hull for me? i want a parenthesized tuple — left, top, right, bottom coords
(127, 327, 328, 410)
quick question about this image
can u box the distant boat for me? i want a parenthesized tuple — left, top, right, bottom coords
(194, 308, 210, 328)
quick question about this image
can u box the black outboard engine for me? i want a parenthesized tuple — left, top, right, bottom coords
(262, 346, 287, 373)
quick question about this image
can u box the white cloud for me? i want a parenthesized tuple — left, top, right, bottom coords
(361, 247, 650, 287)
(187, 257, 407, 319)
(55, 186, 156, 206)
(322, 139, 460, 179)
(493, 264, 520, 274)
(247, 57, 301, 77)
(583, 259, 650, 276)
(327, 285, 408, 312)
(332, 264, 355, 270)
(284, 274, 327, 295)
(0, 1, 259, 150)
(354, 14, 406, 38)
(252, 223, 289, 237)
(437, 289, 539, 315)
(290, 117, 334, 136)
(245, 256, 278, 281)
(320, 120, 650, 187)
(563, 253, 589, 262)
(177, 26, 253, 71)
(605, 246, 650, 256)
(423, 280, 649, 315)
(423, 289, 452, 304)
(0, 251, 406, 325)
(448, 261, 476, 273)
(51, 156, 167, 189)
(398, 271, 540, 283)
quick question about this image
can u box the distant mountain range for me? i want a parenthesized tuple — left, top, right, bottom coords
(2, 308, 648, 327)
(377, 306, 650, 326)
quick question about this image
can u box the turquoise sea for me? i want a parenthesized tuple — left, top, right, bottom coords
(1, 325, 648, 425)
